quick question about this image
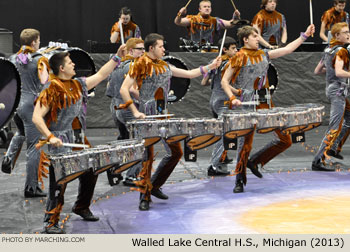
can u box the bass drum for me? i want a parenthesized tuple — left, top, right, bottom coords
(256, 63, 279, 100)
(39, 47, 96, 78)
(162, 56, 190, 103)
(0, 57, 21, 129)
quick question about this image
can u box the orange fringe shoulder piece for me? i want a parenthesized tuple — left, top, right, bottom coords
(35, 77, 82, 127)
(111, 21, 137, 42)
(252, 10, 283, 31)
(321, 7, 348, 30)
(16, 45, 35, 55)
(37, 56, 50, 79)
(128, 54, 169, 89)
(122, 55, 135, 62)
(222, 48, 266, 84)
(332, 48, 350, 70)
(187, 13, 217, 35)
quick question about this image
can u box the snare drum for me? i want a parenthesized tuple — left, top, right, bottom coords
(222, 111, 255, 139)
(281, 108, 309, 134)
(49, 151, 91, 185)
(254, 108, 284, 134)
(291, 103, 325, 132)
(186, 118, 222, 150)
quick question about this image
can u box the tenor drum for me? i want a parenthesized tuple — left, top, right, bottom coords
(163, 56, 190, 103)
(49, 151, 91, 185)
(186, 118, 222, 150)
(255, 108, 284, 134)
(281, 108, 309, 134)
(222, 111, 255, 139)
(0, 57, 21, 129)
(291, 103, 325, 132)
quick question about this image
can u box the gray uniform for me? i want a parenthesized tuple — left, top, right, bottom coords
(186, 15, 223, 44)
(313, 45, 350, 164)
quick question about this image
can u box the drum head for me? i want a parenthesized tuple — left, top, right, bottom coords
(163, 56, 190, 103)
(267, 63, 278, 95)
(68, 48, 96, 77)
(0, 58, 21, 129)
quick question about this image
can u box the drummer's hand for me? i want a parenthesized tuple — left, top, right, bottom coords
(305, 24, 315, 37)
(178, 7, 187, 16)
(210, 56, 222, 70)
(233, 9, 241, 19)
(117, 44, 127, 58)
(49, 137, 63, 147)
(231, 99, 241, 107)
(134, 111, 146, 119)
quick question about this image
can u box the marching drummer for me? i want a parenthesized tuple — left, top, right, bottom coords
(2, 29, 49, 198)
(312, 22, 350, 171)
(120, 33, 221, 211)
(174, 0, 240, 51)
(110, 6, 142, 44)
(252, 0, 288, 49)
(32, 45, 126, 234)
(221, 24, 315, 193)
(106, 37, 145, 187)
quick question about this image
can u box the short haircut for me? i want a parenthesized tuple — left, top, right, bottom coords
(218, 36, 237, 50)
(334, 0, 346, 5)
(144, 33, 164, 52)
(261, 0, 277, 8)
(237, 26, 259, 45)
(119, 6, 132, 17)
(19, 28, 40, 46)
(331, 22, 348, 37)
(126, 38, 144, 51)
(49, 51, 70, 76)
(199, 0, 211, 7)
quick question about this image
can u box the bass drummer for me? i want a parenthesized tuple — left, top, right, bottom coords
(221, 24, 315, 193)
(2, 28, 50, 198)
(120, 33, 221, 211)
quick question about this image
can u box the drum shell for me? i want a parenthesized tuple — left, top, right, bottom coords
(281, 108, 309, 134)
(254, 109, 283, 134)
(223, 111, 255, 138)
(186, 118, 222, 149)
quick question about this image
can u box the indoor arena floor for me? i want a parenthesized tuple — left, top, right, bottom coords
(1, 126, 350, 234)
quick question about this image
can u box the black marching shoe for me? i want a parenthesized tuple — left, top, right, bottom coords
(151, 188, 168, 200)
(72, 208, 99, 221)
(43, 223, 65, 234)
(233, 180, 244, 193)
(24, 187, 47, 198)
(311, 162, 335, 172)
(1, 156, 12, 174)
(123, 176, 141, 187)
(247, 160, 263, 178)
(207, 165, 230, 176)
(139, 200, 150, 211)
(327, 150, 344, 160)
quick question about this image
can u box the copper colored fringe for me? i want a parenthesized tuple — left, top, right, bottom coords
(332, 48, 350, 70)
(323, 129, 341, 163)
(38, 150, 50, 190)
(46, 202, 63, 226)
(16, 45, 35, 55)
(187, 13, 217, 35)
(220, 150, 228, 163)
(252, 9, 283, 33)
(322, 7, 348, 30)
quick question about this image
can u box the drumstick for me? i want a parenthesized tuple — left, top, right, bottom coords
(241, 101, 260, 106)
(309, 0, 314, 37)
(145, 114, 175, 119)
(230, 0, 237, 10)
(184, 0, 193, 9)
(219, 29, 227, 57)
(119, 18, 125, 45)
(35, 141, 90, 149)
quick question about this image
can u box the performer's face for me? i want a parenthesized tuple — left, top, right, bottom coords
(224, 44, 238, 57)
(336, 27, 350, 43)
(265, 0, 277, 11)
(335, 3, 346, 12)
(131, 43, 145, 58)
(120, 14, 131, 25)
(244, 32, 259, 50)
(150, 40, 165, 59)
(32, 36, 40, 51)
(61, 56, 76, 78)
(199, 2, 212, 16)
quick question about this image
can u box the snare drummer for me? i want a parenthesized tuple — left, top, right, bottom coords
(174, 0, 240, 49)
(106, 38, 145, 186)
(2, 29, 49, 198)
(120, 33, 221, 211)
(252, 0, 287, 49)
(312, 22, 350, 171)
(221, 24, 315, 193)
(32, 45, 126, 234)
(201, 36, 238, 176)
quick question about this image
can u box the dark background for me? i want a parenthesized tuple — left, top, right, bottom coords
(0, 0, 344, 52)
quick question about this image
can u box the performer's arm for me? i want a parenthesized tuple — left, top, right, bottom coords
(171, 57, 221, 78)
(281, 26, 287, 44)
(120, 74, 145, 119)
(319, 21, 328, 42)
(252, 24, 276, 49)
(110, 31, 119, 43)
(85, 45, 126, 90)
(201, 74, 211, 86)
(221, 67, 241, 107)
(268, 24, 315, 59)
(314, 59, 326, 74)
(174, 7, 191, 27)
(335, 56, 350, 78)
(32, 103, 63, 147)
(219, 10, 241, 29)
